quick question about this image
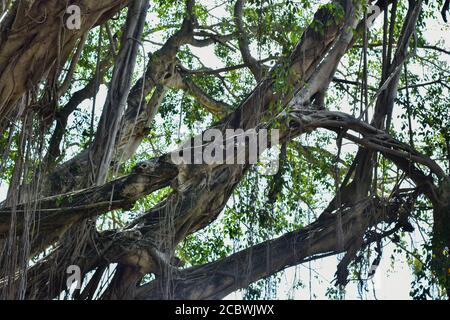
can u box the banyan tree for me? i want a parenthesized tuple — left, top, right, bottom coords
(0, 0, 449, 300)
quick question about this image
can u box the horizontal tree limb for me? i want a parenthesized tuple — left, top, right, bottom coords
(0, 156, 177, 253)
(135, 196, 406, 299)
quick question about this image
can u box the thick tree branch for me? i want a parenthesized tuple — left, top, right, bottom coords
(136, 195, 409, 299)
(89, 0, 149, 185)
